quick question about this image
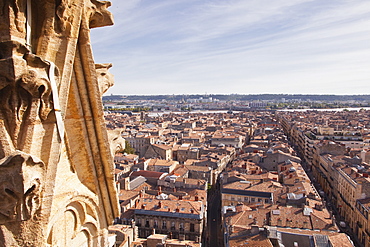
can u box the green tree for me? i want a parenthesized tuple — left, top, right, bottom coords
(123, 141, 135, 154)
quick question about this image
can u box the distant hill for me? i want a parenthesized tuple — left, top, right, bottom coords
(103, 94, 370, 102)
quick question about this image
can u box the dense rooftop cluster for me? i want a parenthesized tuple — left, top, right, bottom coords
(104, 109, 370, 246)
(278, 109, 370, 247)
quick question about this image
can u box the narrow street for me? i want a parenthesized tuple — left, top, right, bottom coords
(207, 178, 223, 247)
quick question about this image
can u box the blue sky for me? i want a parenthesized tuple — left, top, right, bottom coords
(90, 0, 370, 95)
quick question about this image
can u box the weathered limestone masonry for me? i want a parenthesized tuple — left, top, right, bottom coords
(0, 1, 119, 246)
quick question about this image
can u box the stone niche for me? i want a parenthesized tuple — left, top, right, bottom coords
(0, 1, 119, 246)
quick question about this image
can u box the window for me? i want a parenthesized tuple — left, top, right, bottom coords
(244, 197, 249, 202)
(154, 220, 158, 228)
(190, 223, 195, 232)
(136, 219, 141, 227)
(145, 220, 149, 228)
(251, 198, 255, 202)
(179, 222, 184, 231)
(162, 220, 167, 229)
(171, 222, 176, 230)
(265, 199, 269, 203)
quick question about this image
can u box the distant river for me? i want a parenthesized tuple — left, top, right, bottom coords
(278, 107, 370, 112)
(145, 107, 370, 116)
(147, 110, 238, 116)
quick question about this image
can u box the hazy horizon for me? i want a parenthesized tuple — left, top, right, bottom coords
(105, 92, 370, 96)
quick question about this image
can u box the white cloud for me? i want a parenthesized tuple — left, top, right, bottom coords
(91, 0, 370, 95)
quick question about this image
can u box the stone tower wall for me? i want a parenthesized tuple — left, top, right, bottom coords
(0, 1, 119, 246)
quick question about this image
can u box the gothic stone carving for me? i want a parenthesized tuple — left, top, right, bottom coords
(0, 0, 118, 246)
(0, 151, 44, 224)
(47, 197, 101, 246)
(107, 129, 125, 157)
(0, 41, 53, 156)
(95, 63, 114, 96)
(57, 0, 114, 32)
(87, 0, 114, 29)
(0, 1, 26, 40)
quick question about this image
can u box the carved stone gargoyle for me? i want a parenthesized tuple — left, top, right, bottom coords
(95, 63, 114, 96)
(57, 0, 114, 32)
(0, 151, 45, 224)
(107, 128, 125, 157)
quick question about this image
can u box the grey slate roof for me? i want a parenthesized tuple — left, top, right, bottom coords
(221, 188, 272, 199)
(130, 176, 147, 190)
(134, 209, 203, 220)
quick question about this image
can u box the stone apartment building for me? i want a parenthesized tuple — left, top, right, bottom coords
(210, 131, 244, 148)
(279, 110, 370, 247)
(221, 180, 275, 207)
(127, 134, 155, 157)
(147, 159, 179, 174)
(144, 143, 173, 160)
(134, 196, 204, 242)
(356, 198, 370, 246)
(260, 150, 301, 171)
(174, 144, 200, 163)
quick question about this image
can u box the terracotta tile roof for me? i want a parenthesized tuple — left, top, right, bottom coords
(328, 233, 354, 247)
(131, 170, 165, 178)
(229, 233, 273, 247)
(310, 210, 337, 231)
(228, 208, 270, 228)
(270, 207, 312, 229)
(148, 159, 178, 167)
(134, 197, 203, 219)
(118, 190, 140, 202)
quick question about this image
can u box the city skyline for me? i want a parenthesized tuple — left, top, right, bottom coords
(91, 0, 370, 95)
